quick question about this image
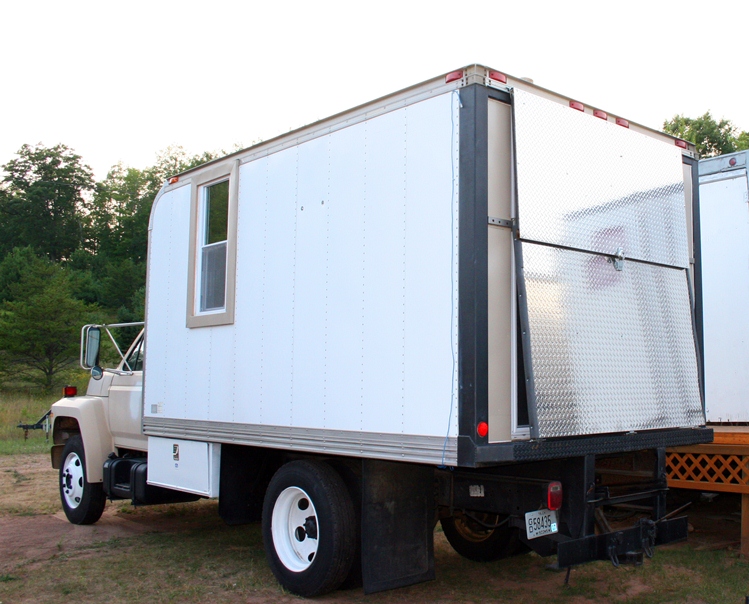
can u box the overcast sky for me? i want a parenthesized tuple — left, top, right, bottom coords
(2, 0, 747, 179)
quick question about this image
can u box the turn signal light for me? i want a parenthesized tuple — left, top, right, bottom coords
(547, 481, 563, 511)
(63, 385, 77, 398)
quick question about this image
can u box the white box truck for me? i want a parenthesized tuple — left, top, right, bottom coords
(50, 65, 710, 596)
(697, 150, 749, 422)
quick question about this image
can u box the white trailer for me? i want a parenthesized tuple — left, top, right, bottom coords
(51, 65, 710, 596)
(698, 150, 749, 422)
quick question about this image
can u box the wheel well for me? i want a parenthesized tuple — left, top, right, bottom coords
(53, 416, 80, 445)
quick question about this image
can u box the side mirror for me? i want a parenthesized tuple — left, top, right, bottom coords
(84, 327, 101, 369)
(91, 365, 104, 380)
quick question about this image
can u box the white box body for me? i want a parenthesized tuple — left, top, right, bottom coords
(699, 150, 749, 422)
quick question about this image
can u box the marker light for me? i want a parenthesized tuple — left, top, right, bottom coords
(63, 385, 77, 398)
(569, 101, 584, 112)
(445, 70, 463, 84)
(593, 110, 607, 120)
(547, 481, 563, 511)
(730, 157, 738, 167)
(616, 118, 629, 128)
(168, 176, 179, 184)
(675, 139, 688, 149)
(488, 70, 507, 84)
(477, 422, 489, 438)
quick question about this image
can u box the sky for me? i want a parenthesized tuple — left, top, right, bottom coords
(1, 0, 748, 180)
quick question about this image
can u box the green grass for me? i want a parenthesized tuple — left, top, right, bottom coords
(0, 390, 58, 455)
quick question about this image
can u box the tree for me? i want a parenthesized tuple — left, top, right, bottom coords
(663, 112, 749, 158)
(0, 144, 95, 262)
(0, 263, 94, 391)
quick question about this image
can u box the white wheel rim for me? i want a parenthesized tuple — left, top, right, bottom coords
(61, 451, 84, 509)
(271, 486, 319, 572)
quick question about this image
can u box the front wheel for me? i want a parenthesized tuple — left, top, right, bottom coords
(262, 460, 356, 597)
(59, 434, 106, 525)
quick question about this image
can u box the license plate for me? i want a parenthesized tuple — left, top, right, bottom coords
(525, 509, 559, 540)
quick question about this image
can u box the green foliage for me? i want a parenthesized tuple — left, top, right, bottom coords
(663, 111, 749, 158)
(0, 143, 232, 391)
(0, 144, 95, 262)
(0, 263, 96, 391)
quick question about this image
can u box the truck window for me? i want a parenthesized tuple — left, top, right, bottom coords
(125, 337, 144, 372)
(185, 160, 238, 329)
(199, 179, 229, 312)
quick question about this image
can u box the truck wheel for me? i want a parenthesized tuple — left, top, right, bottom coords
(59, 435, 106, 525)
(262, 460, 356, 597)
(441, 512, 528, 562)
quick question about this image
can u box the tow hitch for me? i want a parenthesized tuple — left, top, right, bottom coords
(556, 515, 687, 568)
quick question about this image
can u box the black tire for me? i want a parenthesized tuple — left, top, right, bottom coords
(262, 460, 356, 597)
(441, 512, 529, 562)
(59, 434, 106, 525)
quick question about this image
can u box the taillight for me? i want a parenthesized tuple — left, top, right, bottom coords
(547, 481, 563, 510)
(63, 385, 77, 398)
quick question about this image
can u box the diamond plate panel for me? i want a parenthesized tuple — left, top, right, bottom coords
(520, 242, 703, 438)
(513, 89, 689, 268)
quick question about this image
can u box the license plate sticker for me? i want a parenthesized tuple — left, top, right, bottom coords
(525, 509, 559, 540)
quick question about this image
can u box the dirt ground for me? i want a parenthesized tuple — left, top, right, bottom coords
(0, 454, 746, 603)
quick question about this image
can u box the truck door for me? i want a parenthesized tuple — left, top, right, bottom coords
(108, 335, 148, 450)
(511, 89, 704, 439)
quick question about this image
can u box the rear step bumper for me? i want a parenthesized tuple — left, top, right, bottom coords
(556, 516, 687, 567)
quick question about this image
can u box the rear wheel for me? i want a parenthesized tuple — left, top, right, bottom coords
(59, 435, 106, 525)
(441, 511, 528, 562)
(262, 460, 356, 597)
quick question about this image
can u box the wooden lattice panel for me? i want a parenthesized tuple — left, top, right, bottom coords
(667, 444, 749, 494)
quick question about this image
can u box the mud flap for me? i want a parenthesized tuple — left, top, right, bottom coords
(556, 516, 689, 568)
(361, 459, 435, 594)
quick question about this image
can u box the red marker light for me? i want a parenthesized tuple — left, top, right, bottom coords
(445, 70, 463, 84)
(547, 481, 563, 511)
(63, 385, 77, 398)
(675, 139, 688, 149)
(616, 118, 629, 128)
(168, 176, 179, 184)
(730, 157, 738, 167)
(569, 101, 584, 112)
(477, 422, 489, 438)
(593, 110, 607, 120)
(488, 70, 507, 84)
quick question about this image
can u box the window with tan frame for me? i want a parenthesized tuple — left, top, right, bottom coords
(186, 161, 239, 328)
